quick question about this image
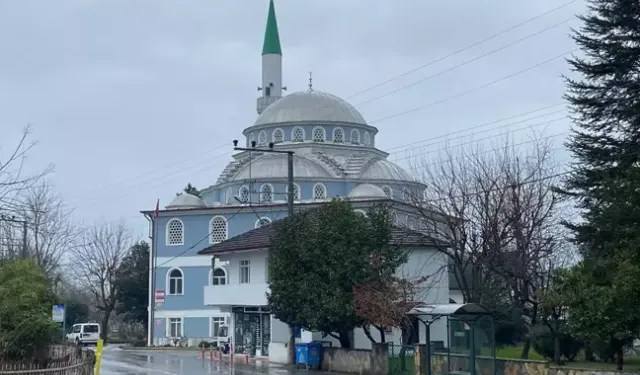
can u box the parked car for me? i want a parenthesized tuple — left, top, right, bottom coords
(66, 323, 101, 346)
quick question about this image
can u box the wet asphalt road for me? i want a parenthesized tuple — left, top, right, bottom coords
(99, 347, 327, 375)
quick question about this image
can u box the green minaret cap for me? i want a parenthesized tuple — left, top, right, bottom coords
(262, 0, 282, 55)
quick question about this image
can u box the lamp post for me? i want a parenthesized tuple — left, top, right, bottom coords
(230, 139, 296, 363)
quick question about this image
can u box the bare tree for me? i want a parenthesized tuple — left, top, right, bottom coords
(18, 181, 78, 278)
(410, 133, 565, 358)
(71, 220, 131, 341)
(0, 125, 53, 213)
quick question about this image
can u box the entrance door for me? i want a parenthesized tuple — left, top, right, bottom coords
(261, 314, 271, 356)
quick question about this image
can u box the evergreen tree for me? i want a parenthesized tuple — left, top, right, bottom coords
(563, 0, 640, 259)
(176, 183, 200, 197)
(561, 0, 640, 369)
(115, 241, 150, 329)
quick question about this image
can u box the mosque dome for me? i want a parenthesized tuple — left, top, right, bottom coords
(231, 154, 333, 181)
(360, 159, 414, 181)
(165, 193, 206, 210)
(348, 184, 387, 200)
(254, 90, 367, 126)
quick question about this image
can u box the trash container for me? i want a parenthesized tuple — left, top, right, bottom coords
(295, 342, 324, 369)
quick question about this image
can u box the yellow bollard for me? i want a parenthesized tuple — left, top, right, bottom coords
(94, 339, 104, 375)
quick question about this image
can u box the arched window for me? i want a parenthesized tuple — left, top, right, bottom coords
(167, 268, 184, 295)
(272, 128, 284, 144)
(211, 268, 227, 286)
(255, 217, 272, 228)
(350, 129, 360, 144)
(364, 132, 371, 146)
(403, 188, 411, 202)
(287, 183, 300, 202)
(313, 183, 327, 200)
(312, 126, 326, 142)
(248, 133, 255, 147)
(292, 127, 305, 142)
(166, 219, 184, 246)
(225, 187, 233, 204)
(260, 184, 273, 203)
(210, 216, 228, 244)
(382, 186, 392, 199)
(354, 209, 367, 216)
(257, 130, 267, 146)
(333, 127, 344, 143)
(239, 185, 250, 203)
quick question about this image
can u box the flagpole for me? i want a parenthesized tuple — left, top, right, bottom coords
(147, 199, 160, 346)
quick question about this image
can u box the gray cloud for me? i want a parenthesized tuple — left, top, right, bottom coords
(0, 0, 586, 236)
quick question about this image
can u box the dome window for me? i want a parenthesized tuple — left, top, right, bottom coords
(239, 186, 250, 203)
(364, 132, 371, 146)
(333, 128, 344, 143)
(403, 188, 411, 202)
(260, 184, 274, 203)
(313, 183, 327, 200)
(312, 127, 326, 142)
(248, 133, 255, 147)
(350, 129, 360, 144)
(258, 131, 268, 146)
(382, 186, 392, 199)
(272, 128, 284, 144)
(292, 127, 305, 142)
(225, 187, 233, 204)
(287, 183, 301, 202)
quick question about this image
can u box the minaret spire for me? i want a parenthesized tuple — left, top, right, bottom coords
(257, 0, 286, 115)
(262, 0, 282, 56)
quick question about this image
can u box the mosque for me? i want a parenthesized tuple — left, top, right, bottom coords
(143, 0, 451, 361)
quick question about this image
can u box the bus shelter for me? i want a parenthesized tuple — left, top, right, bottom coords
(407, 303, 495, 375)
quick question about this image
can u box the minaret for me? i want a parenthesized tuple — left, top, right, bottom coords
(257, 0, 286, 115)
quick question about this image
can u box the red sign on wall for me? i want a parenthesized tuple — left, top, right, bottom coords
(155, 289, 165, 303)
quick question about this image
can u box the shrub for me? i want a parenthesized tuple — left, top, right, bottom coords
(531, 324, 583, 362)
(131, 340, 146, 347)
(0, 260, 58, 361)
(198, 341, 211, 349)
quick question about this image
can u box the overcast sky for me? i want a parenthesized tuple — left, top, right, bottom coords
(0, 0, 586, 238)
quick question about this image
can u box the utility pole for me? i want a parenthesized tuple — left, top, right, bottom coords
(232, 139, 295, 363)
(0, 214, 28, 259)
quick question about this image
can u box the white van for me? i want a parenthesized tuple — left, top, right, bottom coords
(66, 323, 101, 346)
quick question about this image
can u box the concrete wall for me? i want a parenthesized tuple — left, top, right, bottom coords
(431, 352, 548, 375)
(321, 344, 388, 375)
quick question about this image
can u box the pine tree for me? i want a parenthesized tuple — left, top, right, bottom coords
(563, 0, 640, 259)
(561, 1, 640, 369)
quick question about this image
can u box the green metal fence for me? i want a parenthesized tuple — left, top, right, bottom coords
(388, 343, 416, 375)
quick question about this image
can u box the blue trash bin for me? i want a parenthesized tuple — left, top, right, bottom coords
(295, 342, 324, 369)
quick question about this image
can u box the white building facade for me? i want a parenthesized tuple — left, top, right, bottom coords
(143, 0, 452, 361)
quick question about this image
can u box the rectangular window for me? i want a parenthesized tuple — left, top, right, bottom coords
(240, 260, 250, 284)
(169, 318, 182, 337)
(265, 258, 269, 282)
(211, 317, 225, 338)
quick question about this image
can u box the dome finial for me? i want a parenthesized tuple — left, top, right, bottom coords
(308, 71, 313, 92)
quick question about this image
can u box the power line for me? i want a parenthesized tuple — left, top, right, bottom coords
(369, 48, 577, 124)
(354, 18, 574, 108)
(64, 2, 579, 204)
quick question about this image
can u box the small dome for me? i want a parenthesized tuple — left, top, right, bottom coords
(254, 91, 367, 126)
(360, 159, 413, 181)
(166, 193, 206, 210)
(231, 154, 332, 181)
(348, 184, 387, 200)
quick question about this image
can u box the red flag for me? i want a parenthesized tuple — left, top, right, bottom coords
(153, 199, 159, 219)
